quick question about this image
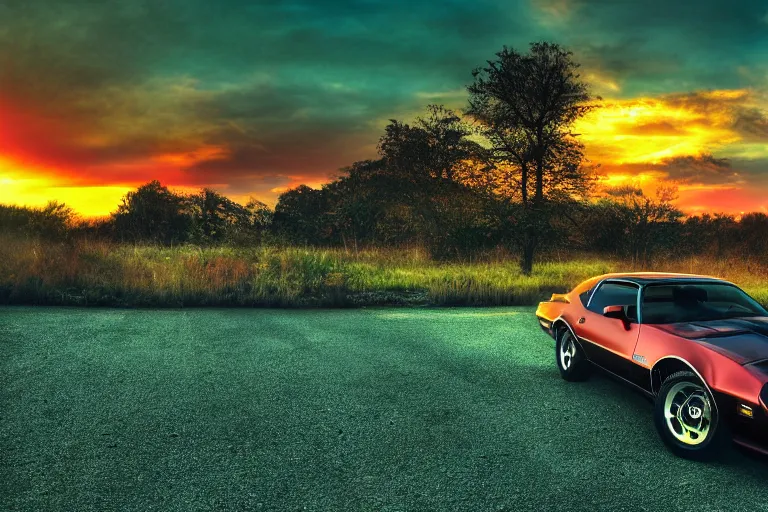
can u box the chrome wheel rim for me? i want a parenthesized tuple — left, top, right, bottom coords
(559, 333, 576, 370)
(663, 381, 712, 446)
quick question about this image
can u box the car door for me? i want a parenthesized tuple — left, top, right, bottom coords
(575, 280, 646, 388)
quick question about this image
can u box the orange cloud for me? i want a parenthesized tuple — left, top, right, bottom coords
(576, 95, 738, 164)
(2, 77, 767, 216)
(575, 88, 768, 212)
(153, 144, 231, 167)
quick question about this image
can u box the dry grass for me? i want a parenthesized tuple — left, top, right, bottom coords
(1, 234, 766, 307)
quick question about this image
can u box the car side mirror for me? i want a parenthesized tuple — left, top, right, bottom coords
(603, 305, 625, 319)
(603, 305, 631, 330)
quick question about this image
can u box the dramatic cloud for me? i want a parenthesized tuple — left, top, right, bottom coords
(573, 88, 768, 211)
(1, 0, 767, 214)
(660, 155, 741, 185)
(580, 89, 768, 158)
(733, 108, 768, 142)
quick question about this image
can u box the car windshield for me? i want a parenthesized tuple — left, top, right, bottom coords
(641, 283, 768, 324)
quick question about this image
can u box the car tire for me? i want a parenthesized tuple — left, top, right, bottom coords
(653, 371, 729, 461)
(555, 328, 591, 381)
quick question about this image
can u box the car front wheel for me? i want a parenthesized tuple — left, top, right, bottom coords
(555, 328, 590, 381)
(653, 371, 729, 460)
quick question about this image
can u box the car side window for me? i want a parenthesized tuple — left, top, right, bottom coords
(587, 282, 639, 321)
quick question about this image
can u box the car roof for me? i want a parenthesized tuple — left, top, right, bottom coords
(592, 272, 731, 286)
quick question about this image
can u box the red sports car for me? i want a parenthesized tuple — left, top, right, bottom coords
(535, 272, 768, 460)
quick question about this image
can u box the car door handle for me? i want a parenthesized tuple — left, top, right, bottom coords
(578, 317, 585, 324)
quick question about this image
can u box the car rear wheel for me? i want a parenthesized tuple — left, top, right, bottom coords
(556, 328, 590, 381)
(653, 371, 729, 460)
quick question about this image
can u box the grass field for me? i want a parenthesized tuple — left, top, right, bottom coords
(2, 306, 768, 511)
(4, 235, 768, 308)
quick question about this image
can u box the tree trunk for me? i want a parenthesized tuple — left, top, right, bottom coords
(521, 163, 528, 207)
(521, 228, 536, 275)
(534, 131, 544, 203)
(535, 167, 543, 203)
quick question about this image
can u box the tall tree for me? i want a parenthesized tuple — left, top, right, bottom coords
(466, 42, 596, 274)
(113, 181, 191, 244)
(325, 159, 392, 250)
(272, 185, 331, 245)
(186, 189, 272, 245)
(376, 105, 484, 250)
(378, 104, 480, 183)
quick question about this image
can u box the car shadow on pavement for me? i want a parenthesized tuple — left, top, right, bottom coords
(528, 363, 768, 471)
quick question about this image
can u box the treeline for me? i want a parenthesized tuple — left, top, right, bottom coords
(4, 181, 768, 266)
(0, 182, 272, 246)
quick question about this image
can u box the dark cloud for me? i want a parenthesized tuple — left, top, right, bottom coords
(0, 0, 530, 104)
(595, 155, 762, 189)
(733, 108, 768, 142)
(660, 155, 741, 185)
(560, 0, 767, 95)
(0, 1, 193, 101)
(663, 90, 749, 112)
(568, 0, 765, 38)
(0, 76, 405, 186)
(177, 77, 423, 184)
(575, 39, 683, 83)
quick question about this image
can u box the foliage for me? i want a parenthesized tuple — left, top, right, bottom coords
(571, 186, 684, 265)
(109, 181, 273, 245)
(378, 105, 482, 183)
(0, 201, 74, 240)
(187, 189, 272, 246)
(272, 185, 332, 245)
(270, 105, 493, 256)
(112, 180, 193, 244)
(466, 42, 597, 274)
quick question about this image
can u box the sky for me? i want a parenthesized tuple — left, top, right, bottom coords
(1, 0, 767, 216)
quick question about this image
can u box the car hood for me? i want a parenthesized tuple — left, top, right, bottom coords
(654, 317, 768, 365)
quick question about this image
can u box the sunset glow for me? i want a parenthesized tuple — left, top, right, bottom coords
(1, 0, 766, 216)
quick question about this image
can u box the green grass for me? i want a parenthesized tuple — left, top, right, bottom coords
(0, 235, 617, 307)
(3, 234, 768, 307)
(2, 307, 768, 511)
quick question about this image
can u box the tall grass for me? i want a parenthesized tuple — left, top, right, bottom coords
(1, 233, 767, 307)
